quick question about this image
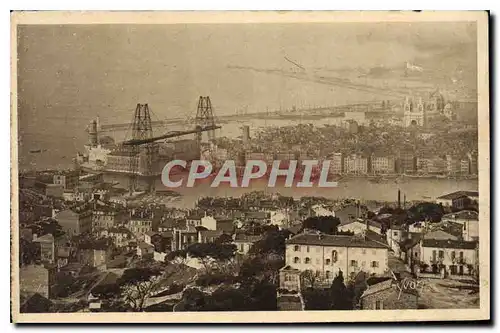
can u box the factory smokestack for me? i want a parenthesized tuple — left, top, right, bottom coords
(242, 125, 250, 145)
(398, 189, 401, 209)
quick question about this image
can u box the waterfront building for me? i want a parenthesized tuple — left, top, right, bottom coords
(435, 190, 479, 210)
(328, 152, 343, 175)
(344, 154, 368, 175)
(416, 155, 446, 174)
(371, 154, 395, 174)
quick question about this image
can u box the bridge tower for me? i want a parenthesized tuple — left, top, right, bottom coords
(128, 103, 154, 194)
(195, 96, 216, 143)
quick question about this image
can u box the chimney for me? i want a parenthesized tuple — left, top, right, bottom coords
(398, 189, 401, 209)
(403, 194, 406, 209)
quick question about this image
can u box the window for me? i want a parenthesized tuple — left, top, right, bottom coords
(306, 246, 310, 253)
(294, 257, 300, 264)
(372, 261, 379, 268)
(332, 250, 338, 262)
(326, 271, 331, 279)
(350, 260, 358, 267)
(362, 249, 366, 255)
(325, 259, 331, 265)
(375, 300, 383, 310)
(451, 251, 456, 260)
(438, 250, 444, 258)
(393, 231, 399, 236)
(294, 245, 300, 252)
(464, 224, 466, 231)
(305, 257, 311, 264)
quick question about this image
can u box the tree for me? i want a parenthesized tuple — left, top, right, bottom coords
(186, 243, 237, 272)
(175, 288, 207, 312)
(408, 202, 444, 223)
(249, 229, 290, 257)
(301, 269, 321, 289)
(330, 271, 352, 310)
(19, 238, 40, 266)
(165, 249, 187, 265)
(301, 216, 341, 234)
(117, 268, 163, 311)
(215, 233, 233, 245)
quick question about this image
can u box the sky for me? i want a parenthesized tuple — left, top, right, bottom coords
(16, 22, 478, 168)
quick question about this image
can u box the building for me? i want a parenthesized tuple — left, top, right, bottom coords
(198, 230, 224, 244)
(137, 242, 155, 258)
(282, 232, 389, 289)
(371, 154, 395, 174)
(386, 225, 403, 256)
(244, 211, 271, 225)
(328, 153, 343, 175)
(233, 233, 263, 255)
(441, 210, 479, 241)
(311, 205, 335, 218)
(128, 211, 154, 240)
(360, 278, 418, 310)
(403, 90, 445, 128)
(403, 96, 425, 127)
(397, 151, 416, 174)
(416, 155, 446, 174)
(53, 171, 80, 190)
(338, 219, 383, 235)
(200, 215, 217, 230)
(34, 182, 64, 198)
(33, 234, 55, 264)
(344, 154, 368, 175)
(414, 239, 478, 276)
(54, 206, 92, 237)
(172, 229, 199, 251)
(445, 155, 463, 175)
(101, 227, 134, 248)
(467, 151, 478, 175)
(78, 248, 108, 270)
(436, 191, 479, 209)
(185, 214, 204, 229)
(342, 119, 359, 134)
(92, 205, 126, 231)
(19, 264, 58, 300)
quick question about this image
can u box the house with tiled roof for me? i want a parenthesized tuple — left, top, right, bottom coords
(360, 278, 418, 310)
(281, 232, 389, 290)
(436, 190, 479, 209)
(338, 218, 383, 235)
(233, 232, 264, 255)
(441, 210, 479, 241)
(415, 238, 478, 276)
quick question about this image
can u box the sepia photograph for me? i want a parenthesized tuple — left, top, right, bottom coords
(10, 11, 490, 323)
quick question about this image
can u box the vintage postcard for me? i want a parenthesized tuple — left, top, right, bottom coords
(11, 11, 490, 323)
